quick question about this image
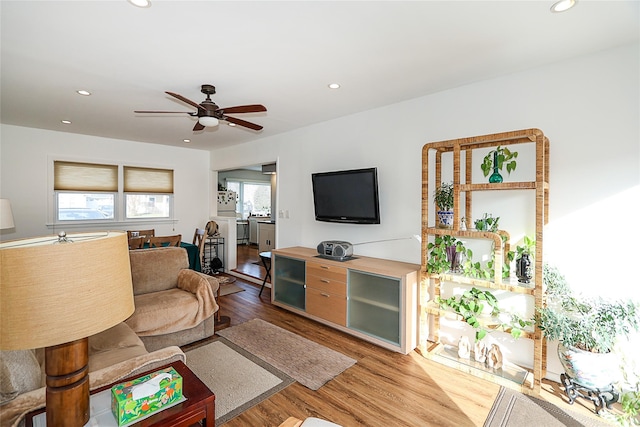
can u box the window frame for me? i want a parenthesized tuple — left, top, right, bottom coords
(50, 159, 175, 226)
(225, 179, 271, 219)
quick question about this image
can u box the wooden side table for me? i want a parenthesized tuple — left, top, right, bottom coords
(25, 360, 215, 427)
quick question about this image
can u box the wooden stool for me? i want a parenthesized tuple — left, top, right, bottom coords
(259, 251, 271, 296)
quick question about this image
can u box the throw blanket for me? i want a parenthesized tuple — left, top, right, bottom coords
(126, 270, 218, 336)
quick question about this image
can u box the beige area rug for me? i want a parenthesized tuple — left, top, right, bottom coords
(217, 318, 356, 390)
(484, 386, 612, 427)
(185, 338, 294, 425)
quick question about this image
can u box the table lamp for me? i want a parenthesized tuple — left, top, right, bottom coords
(0, 231, 134, 426)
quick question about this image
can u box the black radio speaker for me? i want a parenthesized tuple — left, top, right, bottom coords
(317, 240, 353, 261)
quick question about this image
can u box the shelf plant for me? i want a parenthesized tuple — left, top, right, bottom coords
(434, 182, 454, 228)
(426, 234, 464, 274)
(515, 235, 535, 283)
(474, 213, 500, 232)
(435, 288, 499, 341)
(435, 287, 532, 341)
(480, 146, 518, 181)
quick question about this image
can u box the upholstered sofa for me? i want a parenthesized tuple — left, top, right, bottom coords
(0, 323, 185, 427)
(125, 246, 220, 352)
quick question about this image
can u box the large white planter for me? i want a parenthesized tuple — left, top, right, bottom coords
(557, 342, 620, 389)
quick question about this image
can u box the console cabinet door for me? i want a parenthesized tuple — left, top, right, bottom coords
(272, 254, 305, 310)
(348, 270, 401, 346)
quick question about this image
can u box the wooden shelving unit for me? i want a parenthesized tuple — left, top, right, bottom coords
(419, 128, 549, 395)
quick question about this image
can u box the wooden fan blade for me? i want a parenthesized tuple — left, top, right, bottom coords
(165, 91, 205, 111)
(193, 121, 205, 131)
(219, 104, 267, 114)
(134, 110, 193, 114)
(224, 116, 263, 131)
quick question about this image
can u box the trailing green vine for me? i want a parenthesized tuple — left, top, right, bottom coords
(435, 287, 533, 341)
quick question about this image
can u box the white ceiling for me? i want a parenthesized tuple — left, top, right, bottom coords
(1, 1, 638, 151)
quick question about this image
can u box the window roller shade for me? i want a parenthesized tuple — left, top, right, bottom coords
(124, 166, 174, 193)
(54, 161, 118, 191)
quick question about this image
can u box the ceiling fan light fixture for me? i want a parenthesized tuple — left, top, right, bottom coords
(198, 116, 219, 127)
(550, 0, 576, 13)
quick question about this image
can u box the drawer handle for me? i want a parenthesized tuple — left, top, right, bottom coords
(320, 265, 330, 269)
(321, 279, 330, 283)
(321, 293, 330, 297)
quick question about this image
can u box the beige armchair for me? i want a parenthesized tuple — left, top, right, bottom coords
(125, 246, 220, 351)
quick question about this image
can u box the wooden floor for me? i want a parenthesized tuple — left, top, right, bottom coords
(200, 245, 606, 427)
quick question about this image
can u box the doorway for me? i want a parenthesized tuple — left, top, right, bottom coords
(217, 162, 276, 284)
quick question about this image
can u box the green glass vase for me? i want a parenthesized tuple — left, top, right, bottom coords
(488, 151, 503, 183)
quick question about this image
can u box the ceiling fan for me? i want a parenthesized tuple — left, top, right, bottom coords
(135, 84, 266, 131)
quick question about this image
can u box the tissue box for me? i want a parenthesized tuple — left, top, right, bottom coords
(111, 367, 183, 426)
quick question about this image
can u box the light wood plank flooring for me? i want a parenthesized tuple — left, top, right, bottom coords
(195, 245, 605, 426)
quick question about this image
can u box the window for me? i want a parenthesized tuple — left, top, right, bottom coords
(124, 166, 173, 219)
(226, 180, 271, 219)
(54, 161, 117, 221)
(53, 161, 174, 222)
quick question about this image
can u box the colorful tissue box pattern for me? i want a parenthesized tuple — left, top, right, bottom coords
(111, 367, 183, 426)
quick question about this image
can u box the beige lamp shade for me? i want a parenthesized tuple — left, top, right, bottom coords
(0, 231, 134, 350)
(0, 199, 15, 229)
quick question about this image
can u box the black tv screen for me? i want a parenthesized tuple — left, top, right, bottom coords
(312, 167, 380, 224)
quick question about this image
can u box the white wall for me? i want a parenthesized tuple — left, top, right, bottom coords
(0, 126, 212, 241)
(208, 43, 639, 379)
(210, 43, 639, 286)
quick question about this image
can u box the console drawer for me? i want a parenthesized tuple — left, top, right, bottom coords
(306, 262, 347, 283)
(306, 288, 347, 326)
(306, 275, 346, 296)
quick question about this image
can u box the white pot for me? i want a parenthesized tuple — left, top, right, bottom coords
(557, 342, 620, 389)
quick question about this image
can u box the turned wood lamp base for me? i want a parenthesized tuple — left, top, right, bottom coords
(45, 338, 90, 427)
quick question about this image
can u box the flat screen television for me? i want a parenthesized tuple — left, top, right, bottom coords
(312, 167, 380, 224)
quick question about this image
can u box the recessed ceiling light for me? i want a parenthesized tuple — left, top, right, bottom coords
(228, 122, 236, 127)
(61, 120, 72, 124)
(183, 139, 191, 143)
(76, 90, 91, 96)
(328, 83, 341, 89)
(127, 0, 151, 8)
(550, 0, 577, 13)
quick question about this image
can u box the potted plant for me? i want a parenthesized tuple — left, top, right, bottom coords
(474, 213, 500, 232)
(436, 287, 532, 341)
(515, 235, 535, 284)
(436, 287, 499, 341)
(426, 234, 464, 274)
(434, 182, 454, 229)
(616, 349, 640, 426)
(481, 146, 518, 183)
(535, 264, 640, 390)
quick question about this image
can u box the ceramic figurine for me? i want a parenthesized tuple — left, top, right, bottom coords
(486, 344, 503, 369)
(474, 340, 487, 363)
(457, 336, 471, 359)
